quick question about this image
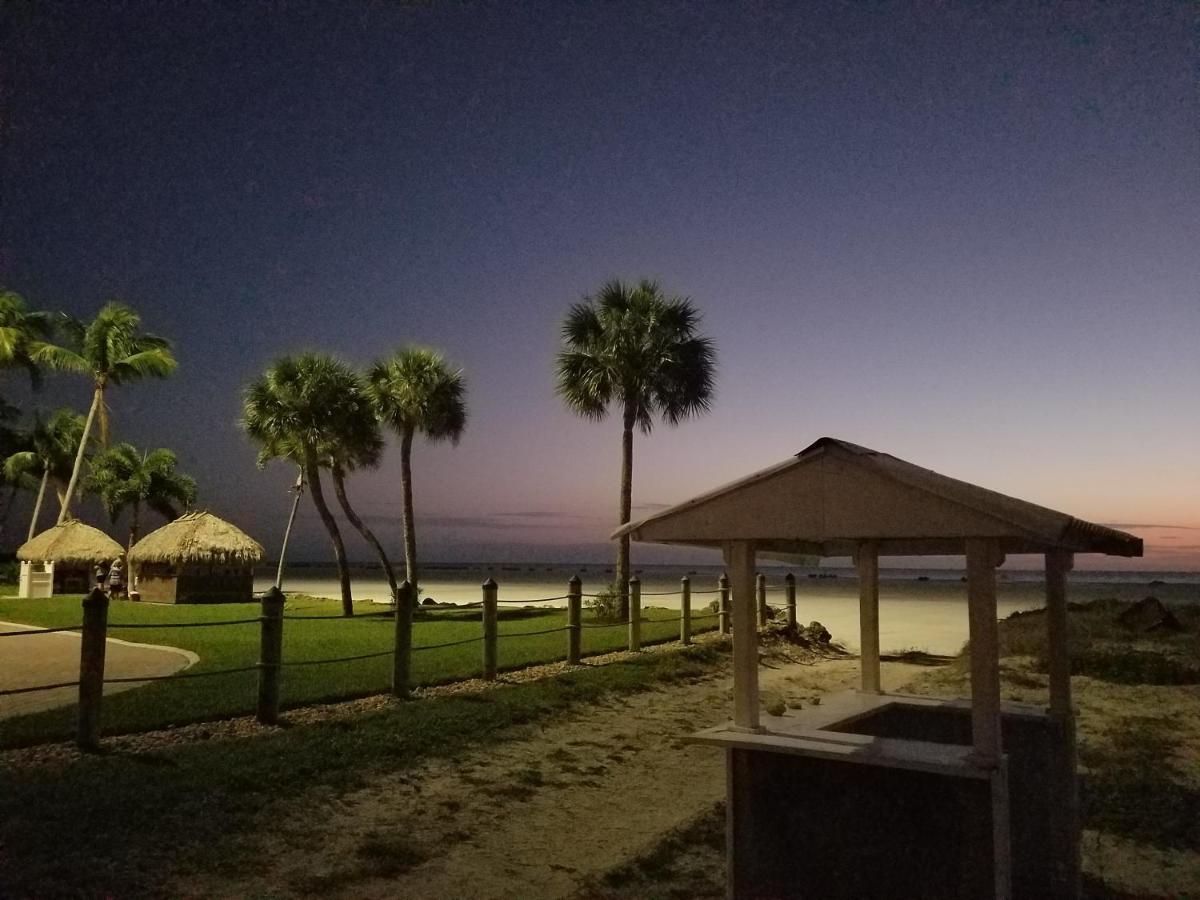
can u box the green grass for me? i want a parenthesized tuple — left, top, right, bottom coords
(0, 594, 716, 747)
(0, 643, 724, 897)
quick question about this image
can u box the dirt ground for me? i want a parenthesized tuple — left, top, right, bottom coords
(0, 621, 196, 720)
(174, 654, 925, 899)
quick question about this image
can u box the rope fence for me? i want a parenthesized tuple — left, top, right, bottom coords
(2, 570, 802, 750)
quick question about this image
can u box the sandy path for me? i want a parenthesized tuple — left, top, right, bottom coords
(182, 655, 922, 899)
(0, 621, 197, 720)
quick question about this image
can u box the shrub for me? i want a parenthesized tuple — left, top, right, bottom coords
(587, 586, 623, 622)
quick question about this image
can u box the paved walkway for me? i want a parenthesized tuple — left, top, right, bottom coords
(0, 621, 197, 720)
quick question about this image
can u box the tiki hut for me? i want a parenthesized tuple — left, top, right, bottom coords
(128, 511, 264, 604)
(17, 520, 125, 597)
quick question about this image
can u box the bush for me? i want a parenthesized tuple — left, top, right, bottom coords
(706, 599, 720, 614)
(587, 586, 624, 623)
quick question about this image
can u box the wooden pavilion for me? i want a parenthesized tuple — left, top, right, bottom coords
(16, 520, 124, 597)
(615, 437, 1142, 899)
(128, 511, 264, 604)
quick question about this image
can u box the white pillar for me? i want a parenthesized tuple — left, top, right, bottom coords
(856, 541, 881, 694)
(966, 538, 1004, 766)
(725, 540, 760, 732)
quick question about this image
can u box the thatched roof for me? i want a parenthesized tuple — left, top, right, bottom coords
(18, 520, 124, 564)
(129, 511, 264, 565)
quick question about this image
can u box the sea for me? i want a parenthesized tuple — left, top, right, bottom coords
(257, 563, 1199, 656)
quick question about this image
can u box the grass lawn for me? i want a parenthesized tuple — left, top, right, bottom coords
(0, 594, 717, 747)
(0, 643, 726, 897)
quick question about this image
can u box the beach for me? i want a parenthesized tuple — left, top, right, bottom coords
(259, 564, 1199, 656)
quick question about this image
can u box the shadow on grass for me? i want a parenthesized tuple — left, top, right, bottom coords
(1079, 714, 1200, 852)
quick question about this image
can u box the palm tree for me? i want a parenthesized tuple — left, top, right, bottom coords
(555, 279, 716, 618)
(3, 409, 89, 540)
(326, 391, 400, 604)
(0, 289, 52, 390)
(242, 353, 371, 616)
(32, 302, 177, 524)
(83, 443, 197, 560)
(366, 347, 466, 595)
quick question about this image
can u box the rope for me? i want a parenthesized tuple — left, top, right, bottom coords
(0, 680, 80, 697)
(279, 650, 394, 668)
(108, 618, 261, 629)
(689, 588, 724, 595)
(578, 621, 627, 629)
(0, 625, 83, 637)
(280, 610, 394, 621)
(412, 635, 485, 651)
(637, 588, 681, 596)
(495, 595, 569, 604)
(104, 665, 261, 683)
(690, 613, 722, 621)
(498, 626, 569, 638)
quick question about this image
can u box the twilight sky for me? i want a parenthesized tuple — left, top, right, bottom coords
(2, 1, 1197, 570)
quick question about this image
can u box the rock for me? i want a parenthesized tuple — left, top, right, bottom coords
(1117, 596, 1183, 633)
(803, 621, 831, 644)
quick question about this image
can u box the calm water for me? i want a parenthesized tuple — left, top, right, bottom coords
(259, 564, 1199, 656)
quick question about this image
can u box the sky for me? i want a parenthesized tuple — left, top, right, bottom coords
(1, 0, 1197, 570)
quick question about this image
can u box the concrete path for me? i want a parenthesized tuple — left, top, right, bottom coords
(0, 621, 197, 721)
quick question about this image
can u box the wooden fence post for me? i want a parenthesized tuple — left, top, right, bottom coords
(567, 575, 582, 664)
(77, 587, 109, 751)
(785, 572, 797, 628)
(392, 581, 415, 698)
(628, 576, 641, 651)
(680, 575, 691, 645)
(482, 578, 498, 680)
(757, 572, 768, 627)
(257, 586, 285, 724)
(719, 573, 730, 635)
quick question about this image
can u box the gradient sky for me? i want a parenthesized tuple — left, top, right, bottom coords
(2, 1, 1197, 570)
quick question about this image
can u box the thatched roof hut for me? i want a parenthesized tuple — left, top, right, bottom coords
(17, 520, 124, 565)
(129, 511, 264, 566)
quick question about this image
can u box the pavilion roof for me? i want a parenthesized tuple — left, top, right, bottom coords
(613, 437, 1142, 558)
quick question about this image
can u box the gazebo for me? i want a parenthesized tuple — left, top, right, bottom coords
(128, 511, 264, 604)
(16, 520, 124, 597)
(615, 438, 1142, 900)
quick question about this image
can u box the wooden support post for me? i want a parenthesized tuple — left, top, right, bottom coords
(856, 541, 881, 694)
(628, 576, 641, 651)
(680, 576, 692, 645)
(1046, 549, 1080, 898)
(718, 573, 730, 635)
(77, 587, 109, 751)
(785, 572, 797, 629)
(756, 572, 768, 628)
(567, 575, 582, 664)
(482, 578, 498, 680)
(392, 581, 415, 698)
(726, 541, 761, 732)
(257, 586, 285, 724)
(966, 538, 1004, 766)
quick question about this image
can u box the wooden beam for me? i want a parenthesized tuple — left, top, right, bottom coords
(725, 541, 760, 731)
(856, 541, 881, 694)
(1045, 550, 1074, 719)
(965, 538, 1003, 767)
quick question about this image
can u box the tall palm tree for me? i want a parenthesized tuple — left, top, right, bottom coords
(555, 279, 716, 618)
(32, 302, 177, 523)
(0, 289, 52, 390)
(242, 353, 378, 616)
(83, 443, 197, 555)
(366, 347, 466, 595)
(3, 409, 89, 540)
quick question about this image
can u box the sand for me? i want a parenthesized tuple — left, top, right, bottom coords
(174, 651, 923, 899)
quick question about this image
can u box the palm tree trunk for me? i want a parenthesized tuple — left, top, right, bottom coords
(400, 429, 419, 598)
(332, 463, 399, 602)
(26, 467, 49, 542)
(275, 468, 303, 590)
(126, 501, 141, 597)
(305, 456, 354, 616)
(57, 386, 101, 524)
(616, 403, 635, 620)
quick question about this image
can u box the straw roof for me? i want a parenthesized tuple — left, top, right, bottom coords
(615, 437, 1143, 558)
(18, 520, 124, 564)
(129, 511, 264, 565)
